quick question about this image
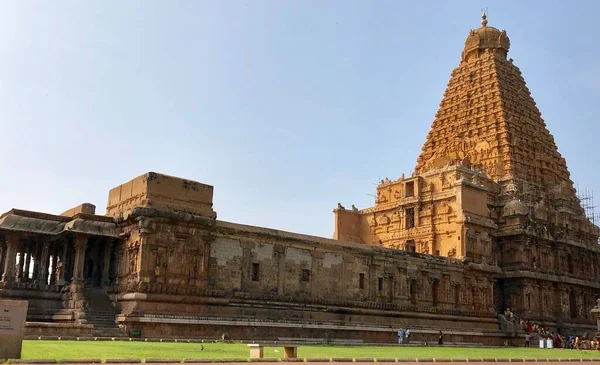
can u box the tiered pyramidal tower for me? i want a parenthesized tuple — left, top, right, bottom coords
(416, 13, 575, 198)
(334, 13, 600, 328)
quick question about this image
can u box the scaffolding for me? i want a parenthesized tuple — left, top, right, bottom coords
(577, 185, 600, 226)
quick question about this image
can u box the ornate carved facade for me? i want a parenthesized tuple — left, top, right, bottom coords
(334, 13, 600, 329)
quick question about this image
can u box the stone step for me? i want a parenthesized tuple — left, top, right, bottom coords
(87, 313, 117, 316)
(92, 328, 126, 333)
(88, 322, 118, 326)
(86, 309, 117, 313)
(86, 303, 115, 308)
(87, 318, 118, 322)
(92, 332, 128, 338)
(86, 304, 114, 308)
(84, 289, 126, 338)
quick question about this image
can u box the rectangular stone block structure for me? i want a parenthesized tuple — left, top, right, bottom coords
(0, 300, 28, 360)
(248, 344, 264, 359)
(284, 346, 298, 359)
(106, 172, 216, 218)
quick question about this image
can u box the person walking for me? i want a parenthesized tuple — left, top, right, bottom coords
(397, 328, 405, 344)
(438, 330, 444, 345)
(405, 328, 411, 344)
(525, 333, 530, 348)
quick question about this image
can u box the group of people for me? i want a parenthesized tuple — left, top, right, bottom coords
(504, 308, 599, 350)
(396, 328, 444, 345)
(396, 328, 412, 344)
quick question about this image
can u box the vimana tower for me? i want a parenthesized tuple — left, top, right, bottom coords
(334, 13, 600, 329)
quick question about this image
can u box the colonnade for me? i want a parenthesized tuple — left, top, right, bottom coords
(0, 232, 115, 289)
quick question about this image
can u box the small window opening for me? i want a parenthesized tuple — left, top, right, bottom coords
(405, 181, 415, 197)
(251, 263, 260, 281)
(301, 269, 310, 282)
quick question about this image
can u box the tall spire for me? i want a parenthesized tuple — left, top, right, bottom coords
(416, 18, 574, 193)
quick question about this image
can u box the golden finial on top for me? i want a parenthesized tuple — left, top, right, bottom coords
(481, 9, 488, 27)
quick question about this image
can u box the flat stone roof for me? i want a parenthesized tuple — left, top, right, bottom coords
(0, 209, 119, 238)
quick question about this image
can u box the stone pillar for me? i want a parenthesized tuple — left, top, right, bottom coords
(64, 235, 88, 324)
(70, 235, 87, 291)
(38, 242, 50, 284)
(23, 244, 32, 281)
(2, 234, 20, 283)
(32, 238, 42, 282)
(58, 240, 68, 284)
(17, 245, 24, 280)
(102, 239, 114, 286)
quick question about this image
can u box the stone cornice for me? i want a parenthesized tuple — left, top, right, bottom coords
(501, 270, 600, 289)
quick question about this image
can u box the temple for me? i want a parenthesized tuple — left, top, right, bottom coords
(1, 14, 598, 344)
(335, 13, 600, 328)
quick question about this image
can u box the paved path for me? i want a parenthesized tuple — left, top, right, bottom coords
(34, 359, 600, 365)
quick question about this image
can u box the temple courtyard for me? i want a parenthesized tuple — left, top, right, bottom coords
(18, 341, 600, 361)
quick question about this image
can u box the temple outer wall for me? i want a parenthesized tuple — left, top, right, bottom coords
(112, 211, 502, 342)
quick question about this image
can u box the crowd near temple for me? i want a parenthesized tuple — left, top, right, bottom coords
(1, 13, 600, 345)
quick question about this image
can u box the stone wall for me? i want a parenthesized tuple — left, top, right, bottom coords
(25, 322, 93, 337)
(206, 221, 497, 313)
(111, 208, 500, 341)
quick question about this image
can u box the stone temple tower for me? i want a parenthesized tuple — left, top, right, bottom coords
(334, 13, 600, 330)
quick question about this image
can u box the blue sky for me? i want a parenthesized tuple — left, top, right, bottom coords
(1, 1, 598, 238)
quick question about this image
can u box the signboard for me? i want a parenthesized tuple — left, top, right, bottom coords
(0, 300, 28, 360)
(0, 305, 25, 335)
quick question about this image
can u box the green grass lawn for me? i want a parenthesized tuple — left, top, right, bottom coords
(19, 341, 600, 360)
